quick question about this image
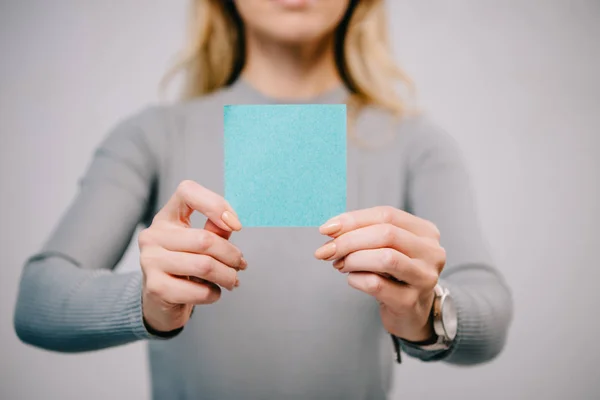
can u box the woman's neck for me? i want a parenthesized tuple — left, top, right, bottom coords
(241, 31, 341, 100)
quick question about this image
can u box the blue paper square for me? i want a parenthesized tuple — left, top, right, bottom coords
(224, 104, 347, 227)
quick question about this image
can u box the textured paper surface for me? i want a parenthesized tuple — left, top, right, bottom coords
(224, 104, 346, 227)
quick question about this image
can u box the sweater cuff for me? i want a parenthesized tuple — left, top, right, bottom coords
(399, 338, 455, 361)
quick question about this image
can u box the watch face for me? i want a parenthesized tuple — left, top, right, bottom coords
(442, 295, 458, 340)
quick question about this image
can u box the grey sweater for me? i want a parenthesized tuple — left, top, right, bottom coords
(14, 79, 513, 399)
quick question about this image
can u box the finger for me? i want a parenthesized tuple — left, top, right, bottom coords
(145, 247, 238, 290)
(154, 180, 242, 232)
(145, 227, 246, 270)
(347, 271, 420, 311)
(147, 271, 222, 305)
(320, 206, 439, 239)
(315, 224, 426, 261)
(336, 249, 437, 289)
(204, 219, 232, 240)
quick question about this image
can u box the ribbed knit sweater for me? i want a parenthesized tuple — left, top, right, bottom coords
(14, 79, 513, 399)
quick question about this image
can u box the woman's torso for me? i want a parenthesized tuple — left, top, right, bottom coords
(142, 80, 414, 399)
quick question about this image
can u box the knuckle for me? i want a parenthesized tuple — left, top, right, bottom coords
(380, 248, 397, 270)
(366, 275, 384, 294)
(377, 206, 395, 224)
(177, 180, 194, 197)
(195, 231, 213, 252)
(424, 220, 440, 240)
(381, 224, 397, 244)
(140, 248, 158, 270)
(423, 238, 439, 254)
(139, 251, 150, 268)
(423, 240, 446, 270)
(436, 246, 447, 269)
(194, 256, 214, 278)
(423, 270, 439, 290)
(138, 228, 153, 248)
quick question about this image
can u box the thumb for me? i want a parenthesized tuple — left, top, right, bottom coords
(204, 218, 232, 240)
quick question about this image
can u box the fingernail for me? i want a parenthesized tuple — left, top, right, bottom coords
(234, 277, 240, 288)
(315, 242, 337, 260)
(239, 257, 248, 270)
(319, 218, 341, 236)
(222, 211, 242, 231)
(333, 258, 345, 270)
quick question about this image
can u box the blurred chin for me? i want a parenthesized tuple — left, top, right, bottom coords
(251, 14, 338, 44)
(262, 25, 328, 44)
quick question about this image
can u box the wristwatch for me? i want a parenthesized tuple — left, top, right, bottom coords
(418, 283, 458, 351)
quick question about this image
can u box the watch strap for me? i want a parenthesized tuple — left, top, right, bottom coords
(401, 332, 439, 346)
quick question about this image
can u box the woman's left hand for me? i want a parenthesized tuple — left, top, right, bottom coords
(315, 206, 446, 342)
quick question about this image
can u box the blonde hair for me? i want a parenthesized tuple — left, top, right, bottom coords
(162, 0, 413, 121)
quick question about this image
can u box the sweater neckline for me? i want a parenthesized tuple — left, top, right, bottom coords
(229, 77, 349, 105)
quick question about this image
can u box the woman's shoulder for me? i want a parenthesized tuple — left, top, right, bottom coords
(104, 87, 232, 148)
(99, 104, 173, 159)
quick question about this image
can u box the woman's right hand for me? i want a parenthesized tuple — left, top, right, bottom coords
(138, 180, 246, 333)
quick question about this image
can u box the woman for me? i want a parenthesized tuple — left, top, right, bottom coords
(14, 0, 513, 399)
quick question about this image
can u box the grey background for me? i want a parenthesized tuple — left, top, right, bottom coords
(1, 0, 599, 399)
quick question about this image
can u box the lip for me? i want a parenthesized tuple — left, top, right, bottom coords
(272, 0, 316, 9)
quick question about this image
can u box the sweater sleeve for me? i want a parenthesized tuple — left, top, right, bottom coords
(13, 107, 172, 352)
(398, 117, 514, 365)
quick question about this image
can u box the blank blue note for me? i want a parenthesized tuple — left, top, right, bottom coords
(224, 104, 347, 227)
